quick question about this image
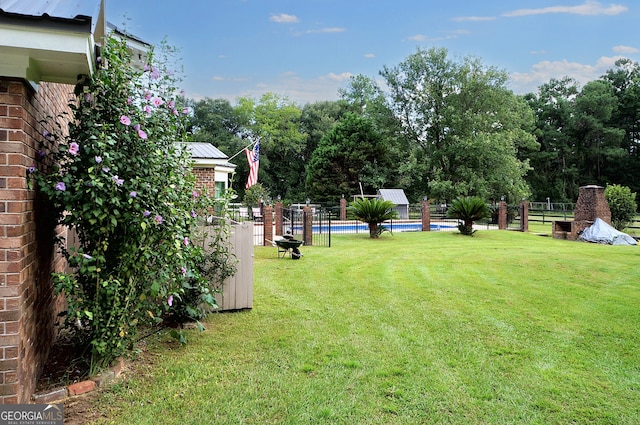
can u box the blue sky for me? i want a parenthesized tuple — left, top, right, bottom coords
(106, 0, 639, 105)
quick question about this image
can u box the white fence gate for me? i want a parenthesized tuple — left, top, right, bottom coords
(205, 222, 254, 311)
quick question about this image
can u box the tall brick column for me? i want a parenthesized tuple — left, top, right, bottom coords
(263, 205, 273, 246)
(421, 198, 430, 231)
(340, 197, 347, 221)
(498, 200, 507, 230)
(520, 200, 529, 232)
(302, 205, 313, 246)
(275, 201, 283, 236)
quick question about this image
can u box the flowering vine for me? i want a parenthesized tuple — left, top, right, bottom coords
(30, 35, 231, 373)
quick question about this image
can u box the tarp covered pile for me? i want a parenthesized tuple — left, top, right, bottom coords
(578, 218, 638, 245)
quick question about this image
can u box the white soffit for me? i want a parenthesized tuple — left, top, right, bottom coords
(0, 24, 95, 84)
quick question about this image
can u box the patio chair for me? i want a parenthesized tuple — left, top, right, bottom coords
(238, 207, 249, 220)
(252, 207, 263, 221)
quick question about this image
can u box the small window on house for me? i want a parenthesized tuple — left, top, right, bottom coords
(215, 181, 225, 198)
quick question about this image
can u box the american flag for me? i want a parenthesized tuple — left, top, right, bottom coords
(245, 140, 260, 189)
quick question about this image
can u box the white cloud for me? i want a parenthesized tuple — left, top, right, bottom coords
(364, 53, 376, 59)
(211, 75, 249, 83)
(613, 45, 639, 54)
(207, 72, 354, 104)
(452, 16, 496, 22)
(305, 27, 346, 34)
(407, 34, 427, 42)
(324, 72, 353, 82)
(407, 30, 469, 43)
(503, 1, 628, 17)
(509, 56, 625, 94)
(270, 13, 299, 23)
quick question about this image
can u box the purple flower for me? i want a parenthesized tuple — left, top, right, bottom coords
(144, 91, 152, 100)
(167, 295, 174, 307)
(112, 175, 124, 185)
(43, 130, 50, 138)
(120, 115, 131, 126)
(180, 267, 187, 276)
(83, 253, 93, 259)
(95, 156, 102, 163)
(192, 190, 199, 198)
(102, 167, 110, 173)
(173, 109, 179, 116)
(152, 97, 164, 107)
(134, 124, 140, 131)
(55, 181, 66, 191)
(144, 105, 152, 115)
(68, 142, 79, 155)
(138, 129, 148, 140)
(143, 210, 151, 217)
(154, 215, 163, 225)
(127, 97, 133, 105)
(190, 210, 197, 218)
(37, 150, 46, 158)
(130, 191, 137, 198)
(27, 164, 35, 173)
(183, 237, 189, 246)
(150, 67, 160, 80)
(182, 107, 189, 115)
(167, 100, 175, 109)
(144, 64, 150, 72)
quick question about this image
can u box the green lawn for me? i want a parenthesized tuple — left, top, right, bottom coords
(90, 231, 640, 424)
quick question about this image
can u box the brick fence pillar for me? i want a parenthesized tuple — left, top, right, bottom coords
(340, 197, 347, 221)
(498, 201, 507, 230)
(520, 200, 529, 232)
(421, 198, 430, 231)
(275, 201, 283, 236)
(302, 205, 313, 246)
(263, 205, 273, 246)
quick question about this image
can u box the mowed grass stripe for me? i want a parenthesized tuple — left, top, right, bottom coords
(92, 231, 640, 425)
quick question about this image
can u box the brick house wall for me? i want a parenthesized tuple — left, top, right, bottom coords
(193, 167, 216, 194)
(0, 78, 72, 403)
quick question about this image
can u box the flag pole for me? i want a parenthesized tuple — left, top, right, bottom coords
(228, 139, 258, 161)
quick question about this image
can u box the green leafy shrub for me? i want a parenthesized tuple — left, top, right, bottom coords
(30, 36, 232, 372)
(243, 183, 269, 208)
(348, 198, 397, 238)
(447, 196, 490, 236)
(605, 184, 637, 230)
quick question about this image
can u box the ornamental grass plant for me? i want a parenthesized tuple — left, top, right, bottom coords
(85, 231, 640, 425)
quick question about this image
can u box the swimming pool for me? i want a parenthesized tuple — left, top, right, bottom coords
(294, 222, 456, 233)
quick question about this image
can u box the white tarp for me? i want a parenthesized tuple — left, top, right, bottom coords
(578, 218, 638, 246)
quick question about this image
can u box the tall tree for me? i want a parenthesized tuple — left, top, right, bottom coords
(339, 75, 410, 196)
(602, 58, 640, 194)
(299, 100, 350, 166)
(572, 80, 625, 185)
(306, 113, 391, 202)
(523, 78, 581, 202)
(235, 93, 307, 202)
(380, 47, 537, 202)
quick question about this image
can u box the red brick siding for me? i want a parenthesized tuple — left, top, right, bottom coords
(193, 167, 216, 194)
(0, 78, 72, 403)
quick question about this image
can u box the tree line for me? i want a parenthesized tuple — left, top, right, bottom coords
(187, 47, 640, 206)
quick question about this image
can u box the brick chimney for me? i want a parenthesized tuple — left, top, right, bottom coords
(574, 185, 611, 233)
